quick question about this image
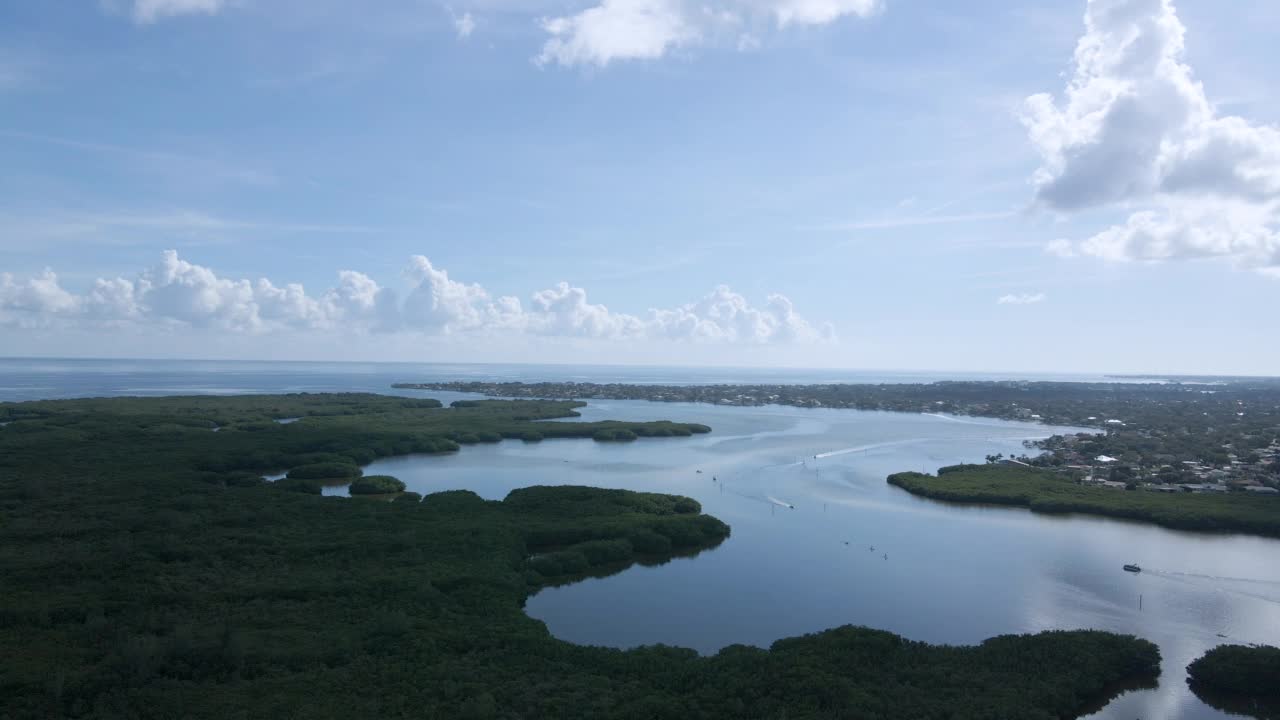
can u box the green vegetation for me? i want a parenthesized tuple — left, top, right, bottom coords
(349, 475, 407, 495)
(888, 464, 1280, 537)
(273, 476, 323, 494)
(0, 394, 1162, 718)
(0, 394, 711, 486)
(594, 428, 638, 441)
(1187, 645, 1280, 719)
(286, 462, 362, 480)
(1188, 644, 1280, 696)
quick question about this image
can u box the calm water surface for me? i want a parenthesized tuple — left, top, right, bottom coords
(3, 359, 1277, 719)
(363, 400, 1280, 720)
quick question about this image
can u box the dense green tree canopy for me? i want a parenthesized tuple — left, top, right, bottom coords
(349, 475, 408, 495)
(0, 394, 1160, 718)
(1187, 645, 1280, 719)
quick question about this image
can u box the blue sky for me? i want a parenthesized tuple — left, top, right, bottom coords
(1, 0, 1278, 373)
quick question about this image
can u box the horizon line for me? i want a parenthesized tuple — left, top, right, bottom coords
(0, 355, 1273, 380)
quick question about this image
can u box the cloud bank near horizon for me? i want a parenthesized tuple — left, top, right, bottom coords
(0, 251, 835, 345)
(1023, 0, 1280, 277)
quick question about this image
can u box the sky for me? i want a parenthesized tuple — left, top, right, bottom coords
(1, 0, 1278, 374)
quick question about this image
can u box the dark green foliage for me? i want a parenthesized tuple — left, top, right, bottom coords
(197, 471, 265, 488)
(888, 465, 1280, 537)
(0, 393, 709, 483)
(224, 471, 266, 488)
(0, 394, 1161, 719)
(544, 549, 590, 575)
(349, 475, 407, 495)
(287, 462, 362, 480)
(628, 528, 673, 554)
(422, 489, 489, 511)
(273, 477, 322, 494)
(1187, 645, 1280, 720)
(1188, 644, 1280, 696)
(673, 497, 700, 514)
(341, 447, 378, 464)
(393, 491, 423, 504)
(574, 539, 633, 565)
(699, 628, 1159, 720)
(593, 428, 637, 442)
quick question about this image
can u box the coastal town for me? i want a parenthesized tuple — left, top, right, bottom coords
(1004, 436, 1280, 495)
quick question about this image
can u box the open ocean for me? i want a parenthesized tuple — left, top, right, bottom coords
(0, 357, 1155, 403)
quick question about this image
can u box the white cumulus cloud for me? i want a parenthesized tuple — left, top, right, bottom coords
(536, 0, 881, 67)
(538, 0, 701, 67)
(322, 270, 401, 332)
(1078, 200, 1280, 270)
(401, 255, 524, 334)
(132, 0, 229, 24)
(0, 270, 80, 327)
(0, 251, 834, 345)
(529, 282, 644, 338)
(1023, 0, 1280, 276)
(647, 286, 833, 342)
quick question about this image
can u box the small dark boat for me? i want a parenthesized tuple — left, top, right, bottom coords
(1123, 564, 1141, 573)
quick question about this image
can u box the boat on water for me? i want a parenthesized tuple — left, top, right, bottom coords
(1123, 564, 1142, 573)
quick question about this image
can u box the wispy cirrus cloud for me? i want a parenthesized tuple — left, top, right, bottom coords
(0, 210, 380, 251)
(0, 129, 277, 187)
(807, 209, 1017, 232)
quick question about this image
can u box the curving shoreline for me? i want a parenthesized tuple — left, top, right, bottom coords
(887, 464, 1280, 538)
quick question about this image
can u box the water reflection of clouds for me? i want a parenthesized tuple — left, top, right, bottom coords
(1018, 514, 1280, 719)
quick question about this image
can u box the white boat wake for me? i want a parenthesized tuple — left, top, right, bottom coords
(814, 439, 921, 459)
(767, 496, 795, 509)
(922, 413, 1030, 428)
